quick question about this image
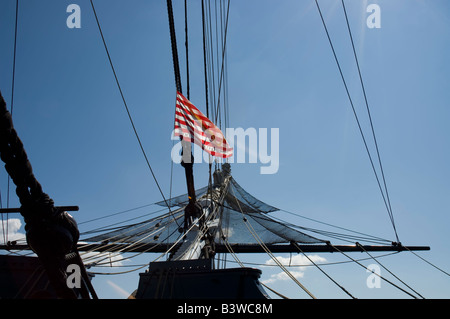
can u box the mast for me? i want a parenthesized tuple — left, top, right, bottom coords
(166, 0, 199, 231)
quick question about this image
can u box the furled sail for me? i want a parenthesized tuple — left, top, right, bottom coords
(155, 177, 279, 214)
(82, 165, 322, 249)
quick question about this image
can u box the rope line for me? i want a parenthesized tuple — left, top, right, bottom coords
(89, 0, 173, 214)
(403, 245, 450, 277)
(278, 208, 392, 244)
(329, 242, 418, 298)
(356, 242, 424, 299)
(214, 251, 400, 268)
(4, 0, 20, 244)
(229, 186, 316, 299)
(314, 0, 399, 242)
(293, 241, 356, 299)
(79, 209, 184, 254)
(216, 213, 290, 299)
(151, 205, 209, 262)
(78, 203, 156, 226)
(261, 282, 289, 299)
(340, 0, 398, 242)
(184, 0, 190, 99)
(80, 221, 182, 269)
(213, 0, 230, 124)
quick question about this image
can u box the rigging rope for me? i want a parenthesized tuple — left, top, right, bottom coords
(202, 0, 231, 163)
(218, 226, 291, 300)
(201, 0, 215, 190)
(79, 209, 183, 253)
(0, 190, 5, 244)
(80, 219, 182, 269)
(79, 206, 181, 237)
(292, 241, 356, 299)
(403, 245, 450, 278)
(89, 0, 174, 215)
(78, 203, 156, 226)
(244, 216, 317, 299)
(215, 251, 401, 268)
(184, 0, 190, 99)
(201, 0, 210, 119)
(229, 185, 316, 299)
(151, 205, 208, 262)
(261, 282, 289, 299)
(314, 0, 399, 242)
(82, 227, 177, 268)
(205, 0, 217, 128)
(278, 208, 392, 244)
(329, 242, 419, 299)
(356, 242, 424, 299)
(14, 264, 45, 299)
(340, 0, 398, 242)
(1, 0, 19, 245)
(214, 0, 231, 125)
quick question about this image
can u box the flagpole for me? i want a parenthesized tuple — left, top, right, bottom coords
(167, 0, 199, 232)
(180, 139, 200, 231)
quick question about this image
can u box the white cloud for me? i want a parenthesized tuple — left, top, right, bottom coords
(262, 270, 305, 285)
(261, 254, 327, 285)
(264, 254, 326, 267)
(0, 218, 26, 244)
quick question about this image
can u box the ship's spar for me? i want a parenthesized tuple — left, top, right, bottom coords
(0, 0, 436, 300)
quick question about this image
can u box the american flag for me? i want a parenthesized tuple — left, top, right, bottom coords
(174, 92, 233, 158)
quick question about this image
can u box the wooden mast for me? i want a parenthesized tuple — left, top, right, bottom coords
(166, 0, 199, 231)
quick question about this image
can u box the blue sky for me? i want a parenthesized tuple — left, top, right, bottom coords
(0, 0, 449, 299)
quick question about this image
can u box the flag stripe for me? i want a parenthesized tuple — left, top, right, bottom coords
(174, 92, 232, 158)
(174, 122, 233, 152)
